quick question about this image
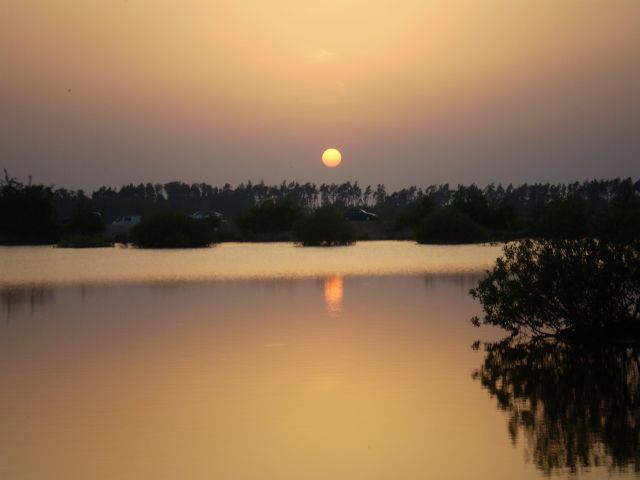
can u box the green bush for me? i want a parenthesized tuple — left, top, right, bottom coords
(416, 208, 489, 244)
(130, 211, 215, 248)
(293, 205, 356, 246)
(57, 235, 113, 248)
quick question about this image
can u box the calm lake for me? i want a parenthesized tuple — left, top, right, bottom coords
(0, 243, 637, 479)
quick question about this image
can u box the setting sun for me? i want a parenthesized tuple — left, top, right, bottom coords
(1, 1, 638, 479)
(322, 148, 342, 168)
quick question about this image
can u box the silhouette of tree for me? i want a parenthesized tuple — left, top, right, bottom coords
(236, 199, 302, 238)
(65, 203, 105, 236)
(130, 211, 215, 248)
(394, 195, 435, 230)
(597, 178, 640, 242)
(2, 174, 639, 243)
(416, 208, 489, 244)
(471, 238, 640, 339)
(527, 193, 592, 239)
(0, 171, 58, 244)
(293, 205, 356, 246)
(452, 184, 491, 224)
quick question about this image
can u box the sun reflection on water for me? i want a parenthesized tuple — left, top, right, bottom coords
(323, 276, 343, 316)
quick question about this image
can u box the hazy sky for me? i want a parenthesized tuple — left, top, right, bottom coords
(1, 0, 639, 191)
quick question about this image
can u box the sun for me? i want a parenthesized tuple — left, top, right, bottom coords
(322, 148, 342, 168)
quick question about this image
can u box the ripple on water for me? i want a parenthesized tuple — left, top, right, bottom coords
(0, 241, 502, 287)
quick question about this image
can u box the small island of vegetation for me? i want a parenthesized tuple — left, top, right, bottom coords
(293, 205, 356, 246)
(236, 199, 302, 241)
(129, 211, 216, 248)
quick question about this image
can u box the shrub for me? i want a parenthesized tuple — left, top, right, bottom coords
(416, 208, 489, 244)
(394, 196, 435, 230)
(130, 211, 215, 248)
(470, 238, 640, 339)
(66, 207, 105, 235)
(236, 200, 302, 237)
(293, 205, 356, 246)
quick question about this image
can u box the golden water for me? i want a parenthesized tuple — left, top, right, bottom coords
(0, 244, 636, 479)
(0, 242, 501, 286)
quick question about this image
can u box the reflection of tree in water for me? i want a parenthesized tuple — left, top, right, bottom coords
(474, 340, 640, 475)
(1, 286, 55, 321)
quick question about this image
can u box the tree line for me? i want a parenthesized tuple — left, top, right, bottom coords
(59, 178, 640, 224)
(1, 171, 639, 244)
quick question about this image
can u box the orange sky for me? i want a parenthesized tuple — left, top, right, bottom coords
(1, 0, 639, 189)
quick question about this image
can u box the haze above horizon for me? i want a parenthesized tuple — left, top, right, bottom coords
(1, 0, 639, 191)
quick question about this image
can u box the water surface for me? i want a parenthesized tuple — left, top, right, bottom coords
(0, 244, 637, 479)
(0, 242, 501, 286)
